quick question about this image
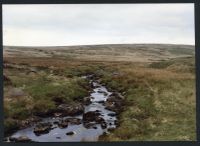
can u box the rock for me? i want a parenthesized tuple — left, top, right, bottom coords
(57, 103, 84, 116)
(83, 122, 96, 129)
(65, 118, 82, 125)
(56, 137, 61, 139)
(16, 136, 32, 142)
(34, 122, 53, 135)
(93, 126, 97, 129)
(54, 112, 62, 117)
(53, 121, 59, 125)
(83, 97, 91, 105)
(95, 116, 105, 123)
(20, 116, 41, 129)
(9, 137, 17, 142)
(109, 92, 124, 100)
(52, 126, 57, 129)
(97, 90, 105, 94)
(10, 136, 32, 142)
(94, 85, 101, 88)
(58, 120, 68, 129)
(105, 101, 116, 111)
(83, 111, 101, 122)
(90, 82, 94, 88)
(97, 90, 108, 96)
(107, 96, 122, 103)
(100, 122, 107, 129)
(107, 113, 116, 117)
(90, 97, 95, 99)
(95, 110, 101, 113)
(103, 92, 108, 96)
(66, 131, 75, 136)
(83, 111, 107, 130)
(34, 109, 56, 117)
(96, 100, 105, 104)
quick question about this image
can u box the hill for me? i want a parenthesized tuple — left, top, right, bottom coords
(3, 44, 195, 62)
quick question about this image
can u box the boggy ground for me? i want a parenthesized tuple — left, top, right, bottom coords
(3, 55, 196, 141)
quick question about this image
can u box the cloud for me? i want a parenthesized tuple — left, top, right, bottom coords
(3, 4, 194, 46)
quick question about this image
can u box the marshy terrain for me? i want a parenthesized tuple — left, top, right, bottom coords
(3, 44, 196, 141)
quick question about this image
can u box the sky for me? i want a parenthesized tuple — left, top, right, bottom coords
(3, 4, 195, 46)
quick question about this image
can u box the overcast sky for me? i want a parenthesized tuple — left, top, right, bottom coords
(3, 4, 194, 46)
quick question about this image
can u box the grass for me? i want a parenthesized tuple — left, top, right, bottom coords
(3, 55, 196, 140)
(4, 74, 89, 117)
(98, 57, 196, 141)
(3, 63, 90, 134)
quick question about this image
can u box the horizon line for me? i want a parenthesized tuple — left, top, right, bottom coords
(3, 43, 195, 47)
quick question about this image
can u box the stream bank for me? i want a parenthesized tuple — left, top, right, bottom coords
(5, 75, 124, 142)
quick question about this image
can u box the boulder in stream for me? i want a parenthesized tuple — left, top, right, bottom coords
(96, 100, 105, 104)
(83, 111, 101, 122)
(97, 90, 106, 94)
(83, 111, 107, 129)
(83, 122, 96, 129)
(65, 118, 82, 125)
(9, 136, 32, 142)
(57, 120, 68, 129)
(57, 103, 84, 116)
(100, 121, 107, 129)
(33, 122, 53, 135)
(66, 131, 75, 136)
(107, 113, 116, 117)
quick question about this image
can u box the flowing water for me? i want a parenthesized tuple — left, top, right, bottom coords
(9, 78, 117, 142)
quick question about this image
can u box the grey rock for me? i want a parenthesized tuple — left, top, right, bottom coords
(66, 131, 75, 136)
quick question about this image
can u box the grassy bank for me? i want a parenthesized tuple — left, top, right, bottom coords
(98, 57, 196, 141)
(3, 60, 90, 135)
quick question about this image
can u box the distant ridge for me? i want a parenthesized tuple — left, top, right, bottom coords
(3, 43, 195, 48)
(3, 44, 195, 62)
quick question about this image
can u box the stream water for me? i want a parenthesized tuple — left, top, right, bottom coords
(9, 78, 117, 142)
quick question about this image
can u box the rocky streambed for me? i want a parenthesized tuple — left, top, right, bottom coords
(6, 75, 124, 142)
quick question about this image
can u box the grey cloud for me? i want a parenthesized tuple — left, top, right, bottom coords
(3, 4, 194, 46)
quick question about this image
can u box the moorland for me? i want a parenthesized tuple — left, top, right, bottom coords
(3, 44, 196, 141)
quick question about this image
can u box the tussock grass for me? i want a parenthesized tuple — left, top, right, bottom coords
(4, 56, 196, 140)
(3, 65, 89, 134)
(99, 57, 196, 141)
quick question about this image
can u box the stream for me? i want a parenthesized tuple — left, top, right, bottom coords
(9, 76, 117, 142)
